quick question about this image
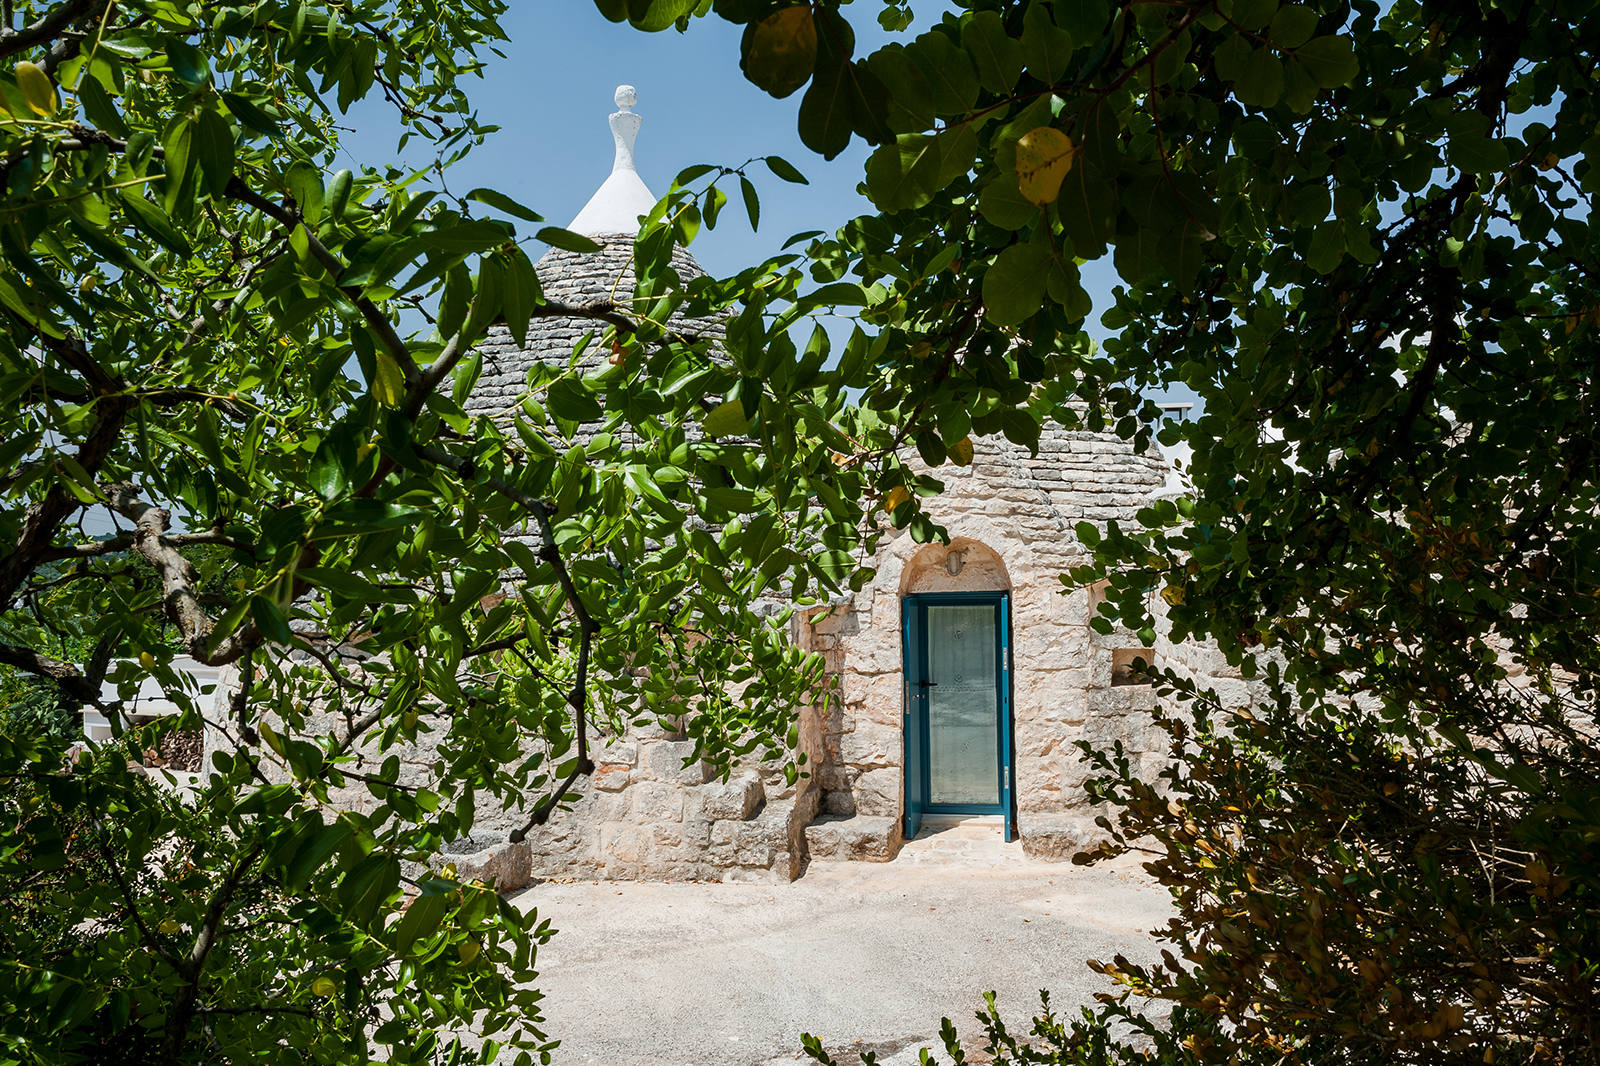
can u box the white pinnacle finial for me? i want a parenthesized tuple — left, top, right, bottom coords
(567, 84, 660, 237)
(609, 85, 642, 175)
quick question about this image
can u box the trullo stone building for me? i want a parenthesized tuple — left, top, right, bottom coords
(407, 87, 1265, 888)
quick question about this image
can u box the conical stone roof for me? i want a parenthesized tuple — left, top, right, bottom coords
(466, 85, 719, 434)
(466, 86, 1168, 529)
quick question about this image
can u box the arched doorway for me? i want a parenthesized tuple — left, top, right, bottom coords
(898, 541, 1015, 842)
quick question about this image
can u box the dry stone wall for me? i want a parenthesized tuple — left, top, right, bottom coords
(804, 428, 1177, 862)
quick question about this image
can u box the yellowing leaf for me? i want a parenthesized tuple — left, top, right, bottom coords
(884, 486, 910, 512)
(703, 399, 750, 438)
(311, 976, 338, 997)
(1162, 584, 1185, 606)
(744, 6, 817, 99)
(372, 348, 405, 407)
(1016, 127, 1074, 205)
(257, 717, 285, 756)
(15, 62, 57, 116)
(948, 436, 974, 466)
(457, 938, 481, 964)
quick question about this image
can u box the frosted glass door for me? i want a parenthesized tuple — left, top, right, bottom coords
(925, 604, 999, 806)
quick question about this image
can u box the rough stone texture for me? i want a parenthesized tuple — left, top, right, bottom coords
(796, 426, 1185, 856)
(804, 814, 904, 863)
(1018, 815, 1110, 862)
(432, 839, 534, 891)
(466, 235, 719, 453)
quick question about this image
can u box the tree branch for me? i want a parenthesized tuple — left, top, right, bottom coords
(0, 0, 100, 58)
(0, 639, 100, 705)
(409, 445, 599, 839)
(225, 177, 421, 384)
(161, 841, 264, 1065)
(103, 483, 296, 667)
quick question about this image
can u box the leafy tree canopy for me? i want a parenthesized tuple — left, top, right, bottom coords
(0, 0, 937, 1062)
(679, 0, 1597, 1060)
(5, 0, 1600, 1062)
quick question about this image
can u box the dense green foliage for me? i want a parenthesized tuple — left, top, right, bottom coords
(0, 1, 949, 1063)
(0, 677, 78, 748)
(651, 0, 1599, 1061)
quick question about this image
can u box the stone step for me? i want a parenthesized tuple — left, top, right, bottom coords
(803, 814, 904, 863)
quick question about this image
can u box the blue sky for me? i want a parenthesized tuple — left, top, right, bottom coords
(336, 3, 1170, 377)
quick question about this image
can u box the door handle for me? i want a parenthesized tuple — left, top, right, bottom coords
(918, 680, 938, 688)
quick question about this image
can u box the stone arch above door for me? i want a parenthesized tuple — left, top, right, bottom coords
(899, 538, 1012, 596)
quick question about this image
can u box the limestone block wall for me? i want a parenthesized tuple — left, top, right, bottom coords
(805, 431, 1175, 856)
(499, 723, 815, 884)
(205, 661, 814, 887)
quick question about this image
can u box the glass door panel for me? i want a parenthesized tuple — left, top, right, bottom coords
(925, 604, 999, 806)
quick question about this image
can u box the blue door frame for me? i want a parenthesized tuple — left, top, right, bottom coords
(902, 591, 1016, 842)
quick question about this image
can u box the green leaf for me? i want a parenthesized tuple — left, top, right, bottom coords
(905, 30, 979, 115)
(287, 162, 325, 225)
(1052, 0, 1109, 42)
(338, 853, 401, 927)
(799, 52, 857, 160)
(703, 399, 751, 438)
(936, 124, 979, 186)
(0, 272, 65, 337)
(1023, 3, 1075, 84)
(327, 169, 353, 216)
(438, 262, 471, 341)
(1295, 36, 1359, 88)
(418, 221, 513, 256)
(1046, 251, 1091, 319)
(1306, 220, 1345, 273)
(1449, 134, 1509, 175)
(195, 107, 235, 200)
(1232, 119, 1278, 160)
(536, 226, 603, 253)
(764, 155, 809, 185)
(372, 348, 405, 406)
(309, 432, 355, 501)
(740, 175, 760, 231)
(865, 47, 937, 133)
(463, 253, 505, 345)
(65, 216, 157, 280)
(249, 595, 293, 645)
(1233, 47, 1285, 109)
(1059, 162, 1117, 254)
(503, 245, 541, 347)
(1230, 0, 1279, 32)
(866, 134, 941, 213)
(1282, 58, 1320, 114)
(164, 37, 210, 87)
(631, 0, 697, 31)
(982, 241, 1054, 325)
(963, 10, 1024, 95)
(466, 187, 545, 222)
(77, 73, 128, 137)
(391, 888, 450, 955)
(1113, 225, 1164, 284)
(160, 115, 194, 214)
(220, 90, 282, 138)
(547, 377, 604, 422)
(980, 172, 1040, 231)
(1269, 5, 1320, 49)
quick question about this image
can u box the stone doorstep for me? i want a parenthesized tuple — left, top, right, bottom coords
(803, 814, 905, 864)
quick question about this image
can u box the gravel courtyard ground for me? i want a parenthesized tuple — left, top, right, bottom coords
(509, 819, 1171, 1066)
